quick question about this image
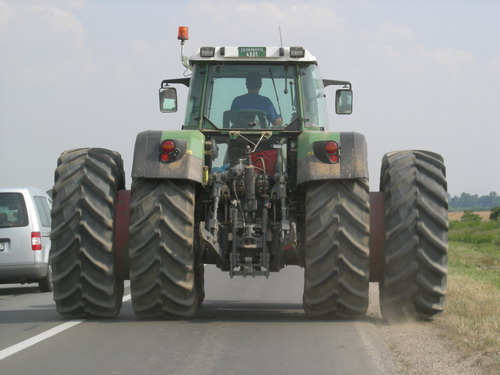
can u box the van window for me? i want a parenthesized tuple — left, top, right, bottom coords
(0, 193, 29, 228)
(34, 196, 51, 227)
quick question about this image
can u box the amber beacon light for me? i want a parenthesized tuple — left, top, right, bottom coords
(178, 26, 189, 41)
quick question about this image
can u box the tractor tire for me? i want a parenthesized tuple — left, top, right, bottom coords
(50, 148, 125, 318)
(379, 150, 448, 321)
(129, 179, 198, 318)
(303, 179, 370, 318)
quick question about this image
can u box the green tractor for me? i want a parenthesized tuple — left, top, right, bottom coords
(50, 27, 448, 321)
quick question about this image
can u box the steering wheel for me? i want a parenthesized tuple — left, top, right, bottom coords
(231, 110, 269, 129)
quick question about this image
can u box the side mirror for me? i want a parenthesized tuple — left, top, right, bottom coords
(159, 87, 178, 113)
(335, 89, 353, 115)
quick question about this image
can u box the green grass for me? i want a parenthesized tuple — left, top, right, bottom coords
(448, 219, 500, 288)
(449, 219, 500, 245)
(436, 218, 500, 373)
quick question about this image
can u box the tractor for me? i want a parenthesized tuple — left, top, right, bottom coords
(50, 27, 448, 321)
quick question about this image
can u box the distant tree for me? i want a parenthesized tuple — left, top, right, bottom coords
(449, 191, 500, 211)
(490, 207, 500, 221)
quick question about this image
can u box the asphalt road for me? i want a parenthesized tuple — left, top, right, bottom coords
(0, 266, 393, 375)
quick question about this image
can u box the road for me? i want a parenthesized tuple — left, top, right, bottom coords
(0, 266, 394, 375)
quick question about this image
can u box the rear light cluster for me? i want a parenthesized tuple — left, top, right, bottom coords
(313, 140, 341, 164)
(160, 139, 179, 163)
(31, 232, 42, 251)
(325, 141, 339, 163)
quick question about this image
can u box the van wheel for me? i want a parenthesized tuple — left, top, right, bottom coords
(38, 265, 53, 293)
(50, 148, 125, 318)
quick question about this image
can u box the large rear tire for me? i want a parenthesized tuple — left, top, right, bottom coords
(129, 179, 198, 318)
(50, 148, 125, 318)
(303, 179, 370, 318)
(379, 150, 448, 321)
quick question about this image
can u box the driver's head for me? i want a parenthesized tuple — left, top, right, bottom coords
(246, 72, 262, 90)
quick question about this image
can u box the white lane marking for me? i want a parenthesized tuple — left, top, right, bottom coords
(0, 320, 84, 361)
(0, 293, 131, 361)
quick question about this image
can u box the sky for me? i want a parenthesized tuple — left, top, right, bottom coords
(1, 0, 499, 197)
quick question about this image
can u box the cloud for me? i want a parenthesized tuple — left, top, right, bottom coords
(0, 1, 13, 26)
(0, 2, 85, 42)
(362, 21, 416, 43)
(0, 2, 94, 87)
(52, 0, 87, 10)
(184, 0, 345, 45)
(28, 5, 84, 35)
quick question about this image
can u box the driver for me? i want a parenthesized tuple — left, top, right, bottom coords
(230, 72, 283, 126)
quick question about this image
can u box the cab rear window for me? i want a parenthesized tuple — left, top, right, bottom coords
(0, 193, 29, 228)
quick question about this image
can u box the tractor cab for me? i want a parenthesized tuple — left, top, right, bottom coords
(159, 39, 353, 178)
(160, 46, 353, 131)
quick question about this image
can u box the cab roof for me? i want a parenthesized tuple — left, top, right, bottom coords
(189, 46, 317, 64)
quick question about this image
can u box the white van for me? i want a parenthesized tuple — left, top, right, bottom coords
(0, 187, 53, 292)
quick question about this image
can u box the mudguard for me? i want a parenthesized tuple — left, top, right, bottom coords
(132, 130, 205, 183)
(296, 131, 369, 185)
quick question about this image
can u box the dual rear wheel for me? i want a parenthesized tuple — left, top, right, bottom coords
(51, 148, 200, 319)
(303, 150, 448, 321)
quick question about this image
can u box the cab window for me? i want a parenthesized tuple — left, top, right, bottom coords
(185, 64, 298, 129)
(300, 64, 329, 129)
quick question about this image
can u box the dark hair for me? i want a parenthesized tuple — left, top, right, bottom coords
(246, 72, 262, 89)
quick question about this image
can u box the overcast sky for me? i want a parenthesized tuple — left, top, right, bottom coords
(1, 0, 499, 196)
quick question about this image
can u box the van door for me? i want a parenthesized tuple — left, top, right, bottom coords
(33, 196, 52, 261)
(0, 192, 32, 265)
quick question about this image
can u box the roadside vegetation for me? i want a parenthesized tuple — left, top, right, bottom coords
(435, 210, 500, 373)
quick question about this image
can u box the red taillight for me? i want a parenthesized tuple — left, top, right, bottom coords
(329, 154, 339, 163)
(325, 141, 338, 154)
(160, 139, 176, 163)
(161, 140, 176, 153)
(31, 232, 42, 251)
(325, 141, 339, 163)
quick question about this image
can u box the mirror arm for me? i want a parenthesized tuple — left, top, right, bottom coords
(323, 79, 351, 90)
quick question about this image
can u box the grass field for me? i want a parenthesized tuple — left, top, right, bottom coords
(435, 214, 500, 373)
(448, 210, 492, 222)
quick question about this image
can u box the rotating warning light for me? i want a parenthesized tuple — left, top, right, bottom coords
(178, 26, 189, 41)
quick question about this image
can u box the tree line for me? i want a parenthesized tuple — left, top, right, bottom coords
(448, 192, 500, 212)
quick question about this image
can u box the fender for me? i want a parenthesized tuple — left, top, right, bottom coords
(131, 130, 205, 183)
(296, 131, 369, 185)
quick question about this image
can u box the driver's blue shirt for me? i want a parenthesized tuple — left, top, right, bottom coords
(230, 93, 280, 123)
